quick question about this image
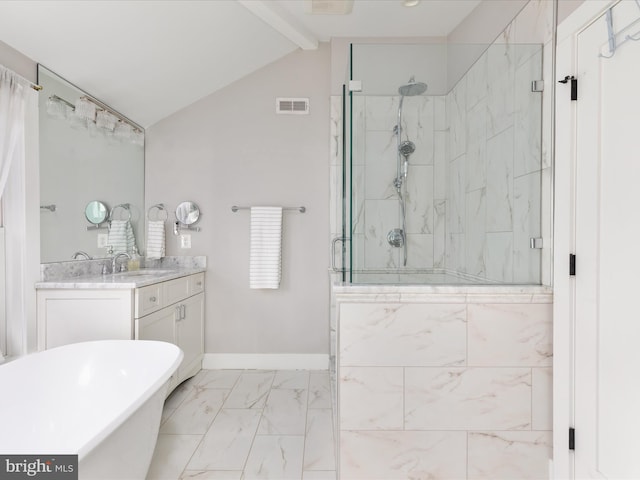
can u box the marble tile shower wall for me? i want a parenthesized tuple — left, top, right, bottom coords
(336, 291, 553, 479)
(350, 94, 446, 272)
(353, 49, 544, 282)
(342, 0, 555, 283)
(446, 41, 544, 283)
(348, 48, 544, 281)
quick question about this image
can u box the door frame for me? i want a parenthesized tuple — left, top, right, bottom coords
(553, 1, 618, 478)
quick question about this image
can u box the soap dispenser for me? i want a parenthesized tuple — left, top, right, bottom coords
(127, 246, 141, 271)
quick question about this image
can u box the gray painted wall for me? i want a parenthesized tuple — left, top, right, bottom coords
(146, 44, 331, 355)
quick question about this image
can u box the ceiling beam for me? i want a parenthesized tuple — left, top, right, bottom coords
(238, 0, 319, 50)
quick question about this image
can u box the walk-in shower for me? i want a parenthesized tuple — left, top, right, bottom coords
(342, 40, 549, 285)
(388, 77, 428, 266)
(331, 2, 556, 477)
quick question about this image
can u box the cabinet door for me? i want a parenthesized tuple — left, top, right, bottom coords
(136, 304, 178, 344)
(136, 305, 180, 394)
(176, 292, 204, 381)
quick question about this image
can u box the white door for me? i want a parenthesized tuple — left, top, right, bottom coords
(574, 1, 640, 477)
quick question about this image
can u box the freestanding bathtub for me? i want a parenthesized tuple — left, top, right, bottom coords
(0, 340, 183, 479)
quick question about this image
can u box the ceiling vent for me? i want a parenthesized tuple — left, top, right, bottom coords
(310, 0, 354, 15)
(276, 98, 310, 115)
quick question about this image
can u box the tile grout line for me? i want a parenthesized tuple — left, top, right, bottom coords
(300, 370, 312, 477)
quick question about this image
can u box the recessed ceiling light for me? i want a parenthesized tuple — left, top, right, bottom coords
(403, 0, 421, 6)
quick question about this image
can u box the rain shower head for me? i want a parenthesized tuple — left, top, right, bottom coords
(398, 77, 427, 96)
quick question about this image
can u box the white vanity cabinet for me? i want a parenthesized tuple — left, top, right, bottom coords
(135, 274, 205, 387)
(37, 272, 205, 390)
(36, 289, 135, 349)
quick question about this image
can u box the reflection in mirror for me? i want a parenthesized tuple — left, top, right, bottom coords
(176, 202, 200, 225)
(38, 65, 145, 263)
(84, 201, 108, 226)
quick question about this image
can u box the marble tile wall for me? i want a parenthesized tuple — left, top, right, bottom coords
(445, 40, 544, 284)
(345, 49, 545, 281)
(348, 94, 446, 272)
(336, 289, 553, 479)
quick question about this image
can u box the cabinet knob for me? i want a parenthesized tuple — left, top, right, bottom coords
(149, 296, 157, 302)
(196, 281, 202, 287)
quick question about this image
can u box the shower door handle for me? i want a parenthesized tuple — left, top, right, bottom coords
(331, 236, 348, 273)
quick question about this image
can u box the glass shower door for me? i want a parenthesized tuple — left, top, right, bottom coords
(347, 42, 545, 285)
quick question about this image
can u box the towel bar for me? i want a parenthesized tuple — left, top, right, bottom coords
(231, 205, 306, 213)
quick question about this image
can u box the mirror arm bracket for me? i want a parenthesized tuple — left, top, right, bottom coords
(173, 221, 201, 235)
(86, 223, 108, 231)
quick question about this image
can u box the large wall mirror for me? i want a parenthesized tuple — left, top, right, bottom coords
(38, 66, 145, 263)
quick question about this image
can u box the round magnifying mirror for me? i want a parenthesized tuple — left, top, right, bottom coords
(175, 201, 200, 225)
(85, 200, 108, 225)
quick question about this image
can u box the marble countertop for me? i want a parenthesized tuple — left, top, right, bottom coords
(332, 282, 553, 304)
(35, 267, 206, 290)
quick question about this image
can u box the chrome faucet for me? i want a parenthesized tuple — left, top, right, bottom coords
(111, 252, 131, 273)
(72, 251, 92, 260)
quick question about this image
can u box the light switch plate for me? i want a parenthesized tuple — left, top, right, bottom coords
(180, 234, 191, 249)
(97, 234, 108, 248)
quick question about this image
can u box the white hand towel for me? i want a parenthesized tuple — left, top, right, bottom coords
(249, 206, 283, 289)
(108, 219, 136, 254)
(147, 220, 166, 259)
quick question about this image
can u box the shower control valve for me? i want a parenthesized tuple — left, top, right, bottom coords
(387, 228, 405, 248)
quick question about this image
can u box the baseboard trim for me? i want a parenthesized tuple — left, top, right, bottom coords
(202, 353, 329, 370)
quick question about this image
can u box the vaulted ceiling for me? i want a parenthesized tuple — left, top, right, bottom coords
(0, 0, 481, 127)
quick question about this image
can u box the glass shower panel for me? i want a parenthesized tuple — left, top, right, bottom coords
(348, 42, 544, 285)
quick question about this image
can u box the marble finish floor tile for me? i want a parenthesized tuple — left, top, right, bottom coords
(148, 369, 336, 480)
(302, 472, 337, 480)
(308, 373, 332, 409)
(146, 434, 203, 480)
(160, 386, 229, 434)
(222, 371, 275, 409)
(187, 409, 263, 471)
(258, 388, 308, 434)
(272, 370, 310, 389)
(181, 472, 242, 479)
(243, 435, 305, 479)
(304, 409, 336, 471)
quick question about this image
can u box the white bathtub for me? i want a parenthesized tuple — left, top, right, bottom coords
(0, 340, 183, 479)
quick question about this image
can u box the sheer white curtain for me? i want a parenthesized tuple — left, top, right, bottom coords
(0, 65, 31, 359)
(0, 65, 28, 198)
